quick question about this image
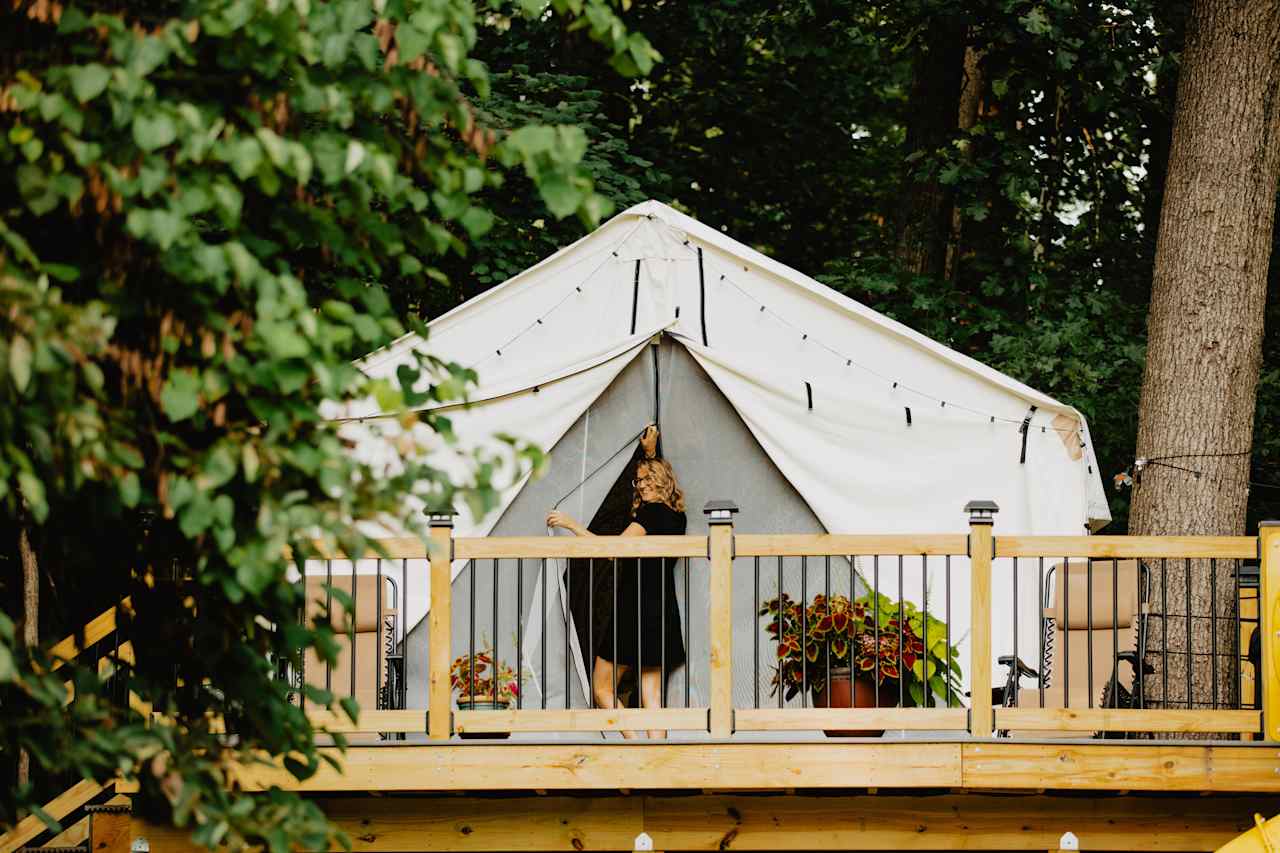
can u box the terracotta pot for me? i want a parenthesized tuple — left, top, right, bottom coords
(810, 667, 897, 736)
(456, 697, 512, 739)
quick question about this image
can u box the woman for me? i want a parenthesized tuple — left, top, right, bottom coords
(546, 424, 687, 738)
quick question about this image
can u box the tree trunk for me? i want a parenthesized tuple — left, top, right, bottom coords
(945, 45, 984, 283)
(1131, 0, 1280, 718)
(17, 521, 38, 787)
(895, 15, 967, 279)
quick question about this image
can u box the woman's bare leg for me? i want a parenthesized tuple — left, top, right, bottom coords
(639, 666, 666, 739)
(593, 656, 637, 738)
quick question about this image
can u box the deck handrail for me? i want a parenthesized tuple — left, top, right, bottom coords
(406, 510, 1279, 743)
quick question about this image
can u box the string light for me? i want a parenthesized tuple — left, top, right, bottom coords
(1115, 454, 1280, 492)
(698, 250, 1080, 435)
(469, 219, 647, 371)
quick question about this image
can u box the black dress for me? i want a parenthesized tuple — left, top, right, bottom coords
(601, 501, 688, 670)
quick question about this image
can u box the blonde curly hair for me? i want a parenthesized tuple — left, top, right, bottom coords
(631, 458, 686, 516)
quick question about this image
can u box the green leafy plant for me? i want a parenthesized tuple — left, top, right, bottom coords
(0, 0, 655, 848)
(759, 590, 963, 708)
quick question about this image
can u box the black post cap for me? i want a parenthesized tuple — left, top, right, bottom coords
(964, 500, 1000, 524)
(703, 500, 740, 523)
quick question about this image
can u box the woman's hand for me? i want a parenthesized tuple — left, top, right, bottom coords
(546, 510, 585, 535)
(639, 423, 659, 459)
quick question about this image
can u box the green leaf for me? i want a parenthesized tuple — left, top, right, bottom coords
(119, 472, 141, 507)
(18, 471, 47, 522)
(132, 111, 176, 151)
(459, 207, 493, 238)
(0, 642, 16, 683)
(10, 335, 32, 392)
(161, 369, 201, 421)
(538, 174, 582, 218)
(67, 64, 111, 103)
(396, 24, 430, 64)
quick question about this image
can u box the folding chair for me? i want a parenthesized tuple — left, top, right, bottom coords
(997, 559, 1150, 737)
(301, 574, 402, 740)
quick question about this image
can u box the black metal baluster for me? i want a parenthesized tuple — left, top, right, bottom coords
(923, 555, 930, 708)
(566, 556, 572, 710)
(1038, 557, 1045, 709)
(1210, 558, 1218, 710)
(637, 554, 643, 698)
(824, 556, 831, 704)
(351, 564, 359, 703)
(897, 555, 904, 708)
(684, 557, 690, 709)
(325, 559, 333, 694)
(469, 560, 476, 702)
(1233, 559, 1242, 709)
(801, 556, 808, 707)
(1011, 557, 1018, 708)
(946, 555, 952, 707)
(662, 554, 667, 709)
(376, 559, 383, 710)
(1063, 557, 1070, 709)
(1086, 559, 1093, 708)
(777, 556, 784, 710)
(1111, 559, 1119, 711)
(1185, 558, 1192, 709)
(402, 557, 408, 711)
(541, 558, 547, 710)
(1135, 559, 1144, 710)
(874, 556, 880, 709)
(754, 556, 760, 710)
(588, 558, 594, 707)
(493, 558, 499, 708)
(517, 558, 523, 710)
(612, 557, 618, 709)
(1161, 558, 1168, 708)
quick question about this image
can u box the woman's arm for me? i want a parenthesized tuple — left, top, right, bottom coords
(546, 511, 647, 538)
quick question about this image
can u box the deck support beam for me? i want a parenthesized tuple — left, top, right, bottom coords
(132, 792, 1280, 852)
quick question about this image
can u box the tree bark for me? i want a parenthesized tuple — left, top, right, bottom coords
(1131, 0, 1280, 717)
(895, 14, 967, 279)
(945, 45, 984, 283)
(17, 521, 38, 787)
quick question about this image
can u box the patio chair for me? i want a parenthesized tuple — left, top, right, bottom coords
(300, 574, 403, 740)
(997, 559, 1151, 737)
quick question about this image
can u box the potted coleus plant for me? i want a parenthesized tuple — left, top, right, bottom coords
(450, 647, 521, 738)
(760, 590, 964, 735)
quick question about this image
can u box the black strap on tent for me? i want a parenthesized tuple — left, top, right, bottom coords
(651, 339, 664, 457)
(630, 259, 641, 335)
(698, 247, 709, 346)
(1019, 405, 1038, 464)
(805, 381, 813, 411)
(905, 406, 912, 426)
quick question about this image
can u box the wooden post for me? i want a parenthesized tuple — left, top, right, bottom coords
(966, 500, 998, 738)
(705, 500, 739, 739)
(1260, 521, 1280, 742)
(85, 803, 132, 853)
(428, 514, 454, 741)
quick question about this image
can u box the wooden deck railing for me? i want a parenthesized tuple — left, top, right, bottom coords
(377, 505, 1278, 743)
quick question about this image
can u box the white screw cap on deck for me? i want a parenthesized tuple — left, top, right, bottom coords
(131, 838, 150, 853)
(1058, 831, 1080, 851)
(633, 831, 654, 851)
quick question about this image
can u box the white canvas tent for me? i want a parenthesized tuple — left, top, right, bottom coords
(320, 200, 1111, 720)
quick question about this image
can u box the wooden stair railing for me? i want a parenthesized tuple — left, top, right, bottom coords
(1, 601, 134, 853)
(0, 780, 113, 853)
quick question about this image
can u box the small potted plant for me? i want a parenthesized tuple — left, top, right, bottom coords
(450, 647, 521, 738)
(760, 590, 963, 736)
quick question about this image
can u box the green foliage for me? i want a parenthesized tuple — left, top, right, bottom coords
(0, 0, 652, 848)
